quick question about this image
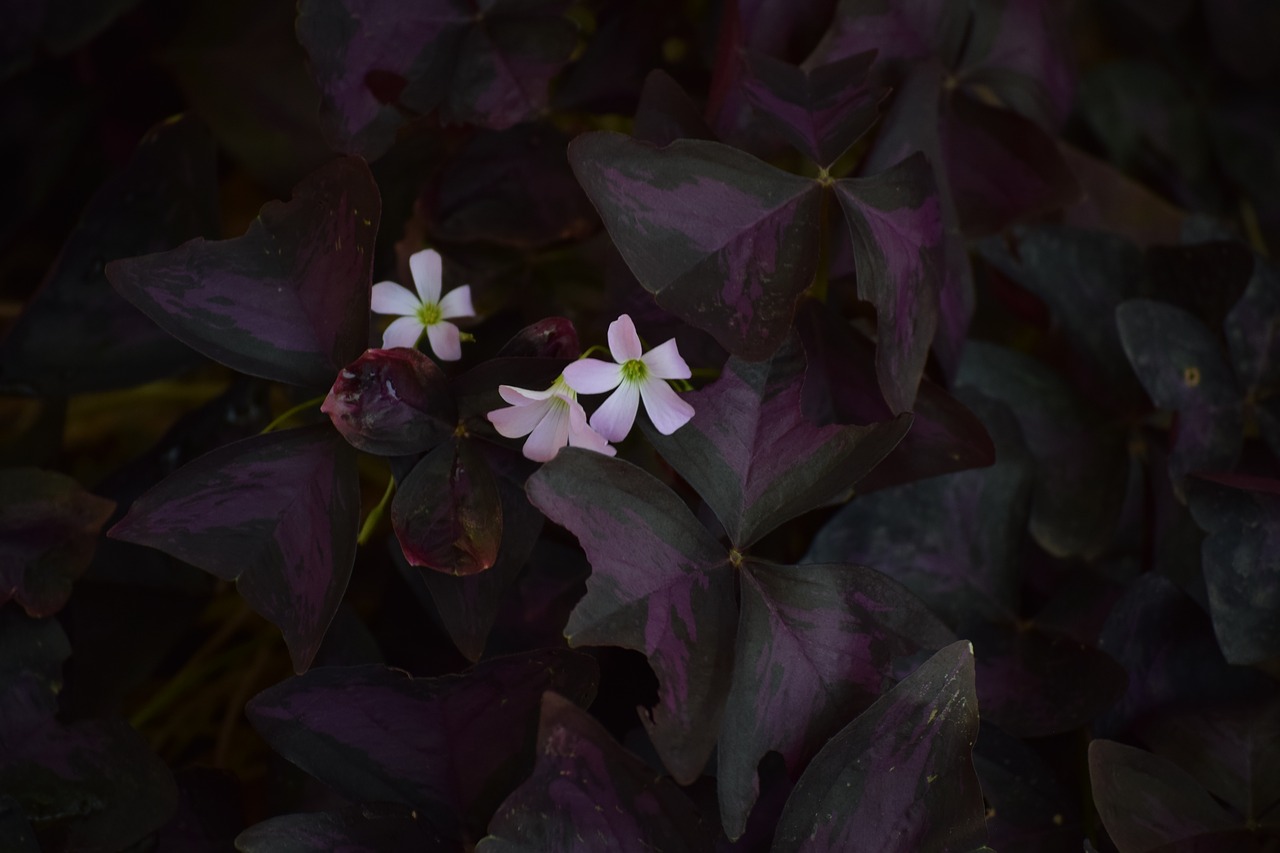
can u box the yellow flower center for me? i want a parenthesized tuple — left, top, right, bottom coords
(417, 302, 442, 326)
(621, 358, 647, 383)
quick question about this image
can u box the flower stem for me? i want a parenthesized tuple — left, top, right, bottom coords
(579, 344, 611, 359)
(358, 472, 397, 546)
(260, 395, 326, 434)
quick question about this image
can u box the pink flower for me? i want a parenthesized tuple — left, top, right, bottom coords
(486, 377, 616, 463)
(561, 314, 694, 442)
(371, 248, 474, 361)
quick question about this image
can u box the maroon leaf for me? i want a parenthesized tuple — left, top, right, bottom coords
(1090, 740, 1240, 853)
(741, 50, 886, 166)
(808, 0, 969, 69)
(568, 132, 823, 361)
(633, 70, 716, 147)
(106, 157, 380, 388)
(297, 0, 578, 159)
(772, 641, 988, 852)
(720, 559, 954, 839)
(0, 469, 115, 618)
(109, 425, 360, 672)
(0, 114, 218, 395)
(644, 335, 911, 547)
(478, 692, 714, 852)
(834, 152, 943, 412)
(245, 650, 598, 841)
(495, 317, 580, 360)
(322, 347, 456, 456)
(526, 450, 736, 784)
(391, 439, 503, 576)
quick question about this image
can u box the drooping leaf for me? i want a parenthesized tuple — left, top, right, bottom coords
(106, 156, 380, 388)
(0, 114, 218, 395)
(322, 347, 456, 456)
(1117, 300, 1243, 492)
(644, 335, 912, 547)
(794, 299, 995, 491)
(834, 152, 943, 412)
(109, 425, 361, 672)
(477, 692, 714, 852)
(236, 803, 460, 853)
(771, 641, 988, 853)
(568, 132, 823, 360)
(296, 0, 578, 160)
(245, 650, 598, 841)
(956, 342, 1132, 558)
(1186, 475, 1280, 665)
(720, 559, 954, 839)
(807, 393, 1031, 628)
(391, 439, 503, 575)
(0, 468, 115, 618)
(1089, 740, 1240, 853)
(741, 50, 885, 167)
(527, 450, 736, 784)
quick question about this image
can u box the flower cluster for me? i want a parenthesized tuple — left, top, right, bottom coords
(487, 314, 695, 462)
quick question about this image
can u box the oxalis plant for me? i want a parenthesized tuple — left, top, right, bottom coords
(2, 0, 1280, 850)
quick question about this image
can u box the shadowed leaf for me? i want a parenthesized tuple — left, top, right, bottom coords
(323, 347, 456, 456)
(108, 426, 360, 672)
(236, 803, 460, 852)
(107, 157, 380, 388)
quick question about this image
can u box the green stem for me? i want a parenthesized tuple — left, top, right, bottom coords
(260, 395, 326, 434)
(130, 642, 251, 729)
(358, 473, 397, 546)
(579, 344, 610, 359)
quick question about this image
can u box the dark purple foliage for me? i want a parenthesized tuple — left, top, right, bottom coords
(323, 347, 456, 456)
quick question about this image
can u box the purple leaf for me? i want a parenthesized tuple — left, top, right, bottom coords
(391, 439, 503, 575)
(807, 0, 969, 69)
(0, 114, 218, 395)
(495, 317, 580, 360)
(720, 559, 954, 839)
(806, 392, 1031, 627)
(957, 342, 1132, 558)
(478, 692, 714, 852)
(634, 70, 716, 147)
(106, 157, 380, 388)
(568, 132, 823, 360)
(108, 425, 360, 672)
(834, 152, 944, 412)
(236, 803, 459, 852)
(1117, 300, 1243, 492)
(1142, 699, 1280, 822)
(794, 299, 995, 491)
(644, 335, 912, 547)
(1090, 740, 1239, 853)
(771, 641, 988, 852)
(1187, 476, 1280, 665)
(0, 468, 115, 618)
(297, 0, 578, 160)
(323, 347, 456, 456)
(526, 450, 736, 784)
(422, 124, 596, 248)
(741, 50, 886, 166)
(245, 650, 598, 840)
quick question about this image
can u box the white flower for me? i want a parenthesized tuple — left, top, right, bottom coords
(561, 314, 694, 442)
(370, 248, 474, 361)
(486, 376, 616, 462)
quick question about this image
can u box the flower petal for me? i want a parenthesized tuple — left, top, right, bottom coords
(498, 384, 557, 405)
(382, 316, 425, 349)
(438, 285, 474, 320)
(589, 381, 640, 442)
(607, 314, 643, 362)
(562, 359, 623, 394)
(641, 337, 692, 380)
(568, 398, 616, 456)
(488, 397, 552, 439)
(426, 321, 462, 361)
(371, 282, 421, 316)
(639, 378, 695, 435)
(523, 397, 571, 462)
(410, 249, 443, 304)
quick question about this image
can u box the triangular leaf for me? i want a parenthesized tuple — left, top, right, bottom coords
(834, 152, 944, 413)
(526, 450, 736, 784)
(644, 335, 911, 547)
(245, 650, 598, 841)
(771, 641, 987, 853)
(106, 156, 380, 388)
(108, 425, 360, 672)
(720, 559, 955, 839)
(569, 132, 823, 361)
(477, 692, 714, 852)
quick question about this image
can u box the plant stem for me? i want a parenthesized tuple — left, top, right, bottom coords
(260, 395, 326, 434)
(358, 472, 397, 546)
